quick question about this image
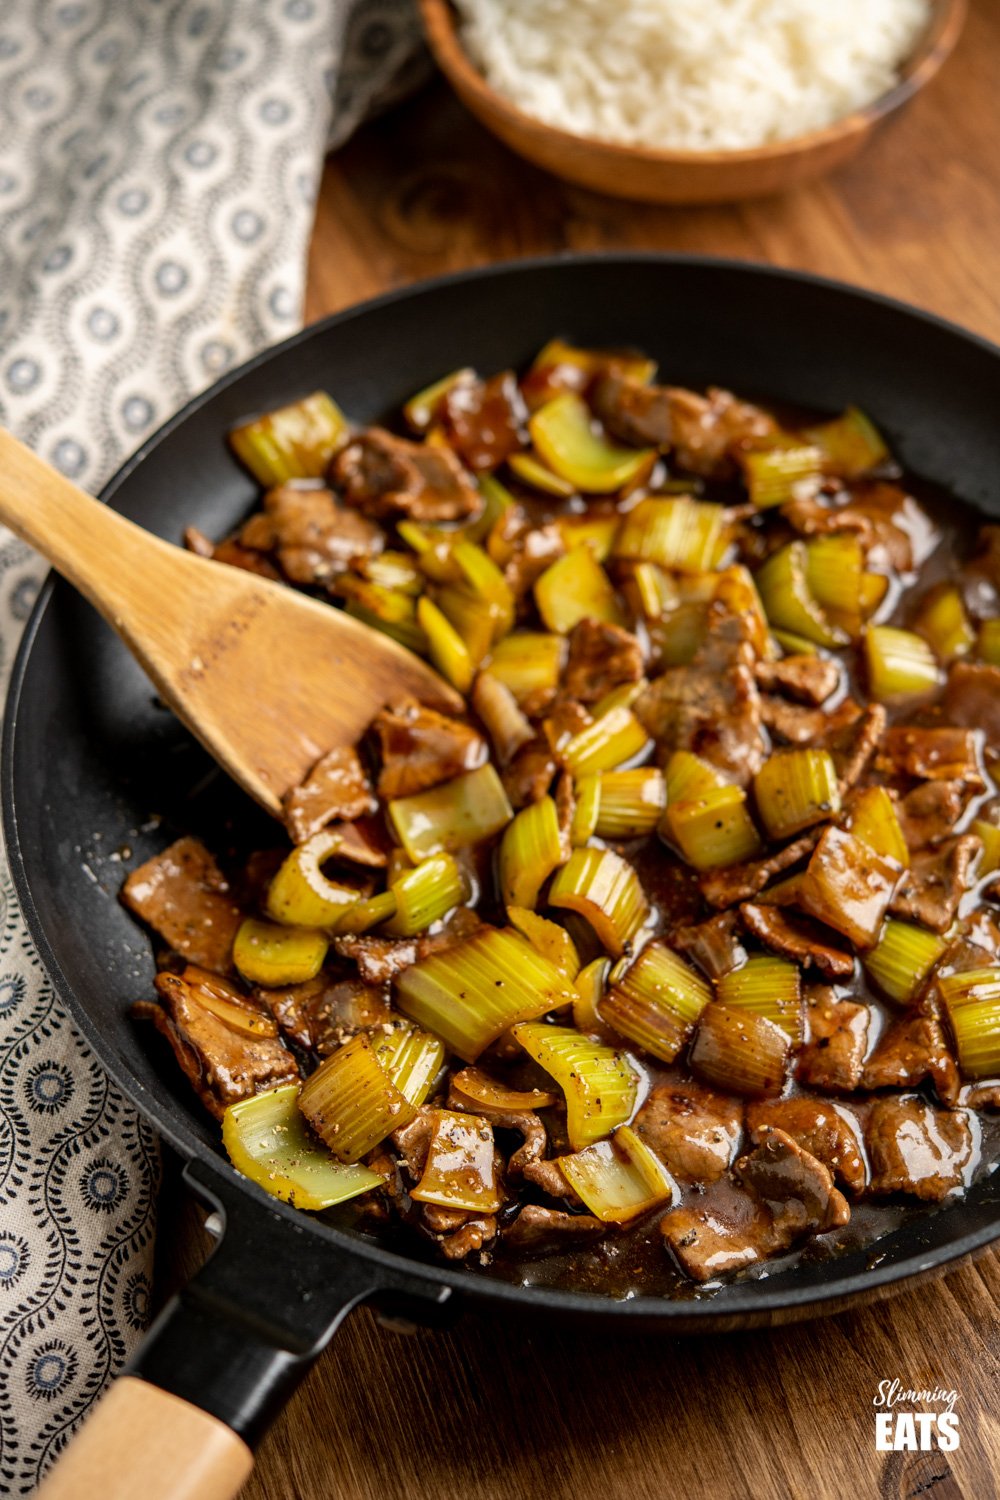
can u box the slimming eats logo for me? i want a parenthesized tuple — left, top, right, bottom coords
(873, 1380, 959, 1452)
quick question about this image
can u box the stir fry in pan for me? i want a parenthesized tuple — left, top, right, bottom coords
(127, 339, 1000, 1291)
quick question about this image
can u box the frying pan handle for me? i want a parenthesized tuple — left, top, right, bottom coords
(36, 1157, 453, 1500)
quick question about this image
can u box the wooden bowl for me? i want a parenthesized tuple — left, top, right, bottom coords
(419, 0, 967, 204)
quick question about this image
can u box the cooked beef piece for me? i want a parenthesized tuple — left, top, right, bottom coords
(880, 726, 983, 786)
(671, 911, 747, 980)
(634, 608, 766, 785)
(321, 818, 391, 869)
(797, 826, 900, 950)
(828, 703, 886, 794)
(494, 510, 566, 600)
(660, 1201, 766, 1283)
(739, 903, 855, 979)
(590, 371, 673, 449)
(563, 619, 645, 704)
(761, 695, 859, 748)
(521, 1158, 578, 1202)
(745, 1099, 867, 1193)
(122, 836, 243, 973)
(391, 1109, 435, 1179)
(632, 1081, 742, 1184)
(962, 525, 1000, 617)
(333, 427, 482, 523)
(945, 662, 1000, 751)
(440, 370, 526, 472)
(502, 739, 557, 807)
(544, 698, 593, 753)
(889, 834, 982, 933)
(866, 1097, 974, 1201)
(781, 496, 872, 540)
(785, 484, 931, 571)
(700, 829, 822, 909)
(963, 1083, 1000, 1110)
(437, 1214, 498, 1261)
(754, 654, 840, 706)
(262, 976, 391, 1054)
(135, 968, 298, 1119)
(504, 1205, 604, 1253)
(797, 988, 870, 1094)
(184, 523, 282, 580)
(938, 910, 1000, 974)
(371, 700, 486, 799)
(861, 1009, 960, 1105)
(282, 746, 377, 844)
(895, 780, 970, 850)
(263, 482, 383, 584)
(333, 933, 418, 985)
(595, 378, 778, 476)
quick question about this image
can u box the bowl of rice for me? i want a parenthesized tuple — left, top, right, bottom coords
(418, 0, 966, 204)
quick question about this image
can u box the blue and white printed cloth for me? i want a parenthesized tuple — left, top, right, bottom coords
(0, 2, 423, 1490)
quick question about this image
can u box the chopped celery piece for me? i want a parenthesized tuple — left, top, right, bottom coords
(602, 941, 711, 1062)
(499, 796, 565, 908)
(373, 1021, 446, 1107)
(298, 1034, 417, 1162)
(388, 764, 512, 862)
(753, 749, 840, 841)
(434, 583, 498, 665)
(333, 889, 398, 934)
(914, 585, 975, 663)
(512, 1021, 638, 1150)
(973, 818, 1000, 876)
(651, 601, 708, 667)
(383, 853, 469, 936)
(534, 545, 623, 634)
(666, 786, 763, 870)
(522, 339, 656, 411)
(360, 551, 423, 595)
(846, 786, 909, 868)
(755, 541, 849, 649)
(805, 534, 863, 618)
(593, 768, 667, 837)
(472, 671, 534, 766)
(395, 926, 577, 1061)
(557, 1126, 673, 1223)
(508, 450, 576, 497)
(864, 920, 945, 1005)
(507, 905, 580, 978)
(978, 619, 1000, 667)
(556, 513, 621, 561)
(222, 1084, 380, 1210)
(267, 829, 365, 931)
(716, 955, 802, 1039)
(233, 919, 327, 987)
(562, 705, 651, 776)
(450, 1066, 557, 1112)
(805, 405, 889, 478)
(664, 749, 725, 804)
(859, 571, 889, 617)
(344, 594, 427, 655)
(529, 391, 654, 494)
(941, 971, 1000, 1078)
(772, 629, 818, 656)
(864, 626, 942, 702)
(573, 956, 614, 1040)
(592, 678, 647, 718)
(548, 847, 649, 958)
(229, 391, 349, 484)
(939, 967, 1000, 1010)
(615, 497, 726, 573)
(571, 774, 601, 846)
(403, 367, 475, 431)
(465, 473, 516, 543)
(417, 595, 474, 693)
(741, 445, 825, 509)
(488, 632, 565, 707)
(410, 1109, 501, 1213)
(690, 1003, 790, 1098)
(452, 540, 515, 639)
(633, 561, 679, 619)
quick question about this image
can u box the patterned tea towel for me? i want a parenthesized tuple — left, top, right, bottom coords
(0, 2, 423, 1491)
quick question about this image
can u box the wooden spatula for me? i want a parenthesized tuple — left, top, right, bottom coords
(0, 429, 462, 815)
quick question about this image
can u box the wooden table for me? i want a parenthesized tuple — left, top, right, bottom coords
(162, 4, 1000, 1495)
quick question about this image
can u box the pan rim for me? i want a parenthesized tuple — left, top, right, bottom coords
(6, 249, 1000, 1323)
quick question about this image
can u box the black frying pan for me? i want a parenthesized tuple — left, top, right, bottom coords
(9, 255, 1000, 1496)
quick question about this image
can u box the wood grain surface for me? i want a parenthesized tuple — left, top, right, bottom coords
(160, 3, 1000, 1496)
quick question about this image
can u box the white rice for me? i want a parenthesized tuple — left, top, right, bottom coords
(453, 0, 933, 152)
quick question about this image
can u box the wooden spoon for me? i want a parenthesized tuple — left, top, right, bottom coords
(0, 429, 462, 816)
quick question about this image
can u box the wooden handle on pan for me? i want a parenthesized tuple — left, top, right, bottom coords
(36, 1376, 253, 1500)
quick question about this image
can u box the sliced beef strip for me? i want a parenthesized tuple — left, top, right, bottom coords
(660, 1202, 766, 1283)
(503, 1205, 604, 1253)
(866, 1096, 974, 1201)
(440, 369, 526, 472)
(781, 496, 872, 541)
(184, 524, 282, 581)
(437, 1214, 498, 1261)
(282, 746, 377, 845)
(754, 655, 841, 706)
(501, 739, 557, 808)
(671, 911, 747, 980)
(760, 695, 860, 748)
(861, 1009, 960, 1106)
(945, 662, 1000, 753)
(371, 700, 486, 799)
(889, 834, 982, 933)
(594, 378, 778, 477)
(796, 825, 900, 950)
(784, 484, 931, 573)
(333, 427, 482, 523)
(739, 903, 855, 979)
(122, 836, 243, 973)
(134, 968, 298, 1119)
(828, 703, 887, 794)
(895, 780, 970, 850)
(390, 1109, 435, 1180)
(333, 907, 482, 986)
(797, 987, 870, 1094)
(495, 510, 566, 601)
(700, 829, 822, 909)
(745, 1098, 867, 1193)
(632, 1081, 742, 1185)
(880, 725, 983, 786)
(263, 482, 384, 584)
(563, 619, 645, 705)
(261, 976, 391, 1055)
